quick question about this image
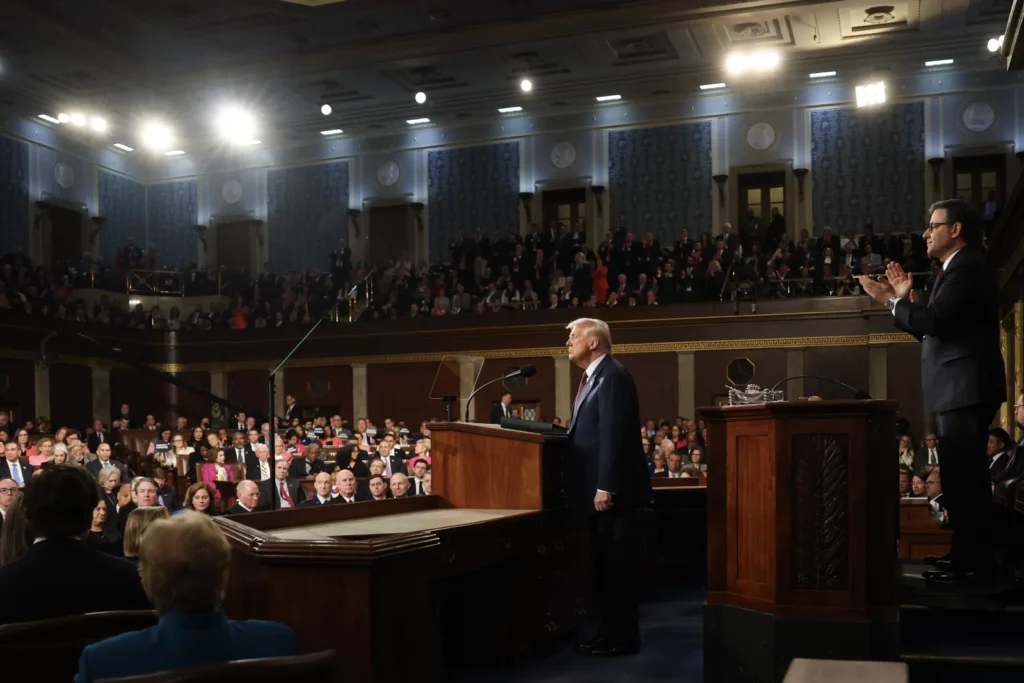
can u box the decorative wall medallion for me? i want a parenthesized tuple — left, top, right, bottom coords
(746, 122, 776, 151)
(550, 141, 577, 169)
(221, 179, 243, 204)
(376, 160, 400, 187)
(54, 162, 75, 189)
(962, 102, 995, 133)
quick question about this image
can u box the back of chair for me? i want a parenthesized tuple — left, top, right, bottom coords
(0, 610, 157, 683)
(95, 649, 336, 683)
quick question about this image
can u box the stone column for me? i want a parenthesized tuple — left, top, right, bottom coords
(273, 368, 286, 417)
(91, 366, 111, 422)
(34, 363, 50, 422)
(868, 346, 888, 400)
(352, 364, 368, 421)
(554, 356, 572, 424)
(459, 358, 483, 422)
(677, 351, 695, 420)
(786, 349, 805, 399)
(209, 370, 227, 402)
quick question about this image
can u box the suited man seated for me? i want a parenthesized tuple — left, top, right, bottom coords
(365, 474, 390, 501)
(926, 470, 947, 526)
(0, 465, 150, 626)
(246, 443, 273, 482)
(376, 434, 406, 478)
(86, 443, 131, 484)
(988, 428, 1014, 484)
(152, 468, 179, 512)
(74, 511, 296, 682)
(86, 420, 111, 454)
(299, 472, 336, 506)
(332, 469, 367, 503)
(663, 453, 687, 479)
(408, 459, 429, 496)
(289, 442, 325, 479)
(490, 391, 513, 425)
(117, 477, 160, 537)
(0, 442, 31, 488)
(389, 473, 413, 499)
(0, 478, 18, 534)
(224, 431, 254, 467)
(225, 480, 261, 515)
(257, 459, 306, 510)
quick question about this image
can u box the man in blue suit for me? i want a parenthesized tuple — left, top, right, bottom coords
(564, 318, 651, 657)
(75, 511, 296, 682)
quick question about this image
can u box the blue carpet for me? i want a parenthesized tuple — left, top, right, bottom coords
(452, 586, 705, 683)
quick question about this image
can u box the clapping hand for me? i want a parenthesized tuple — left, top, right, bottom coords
(885, 262, 912, 299)
(858, 273, 895, 304)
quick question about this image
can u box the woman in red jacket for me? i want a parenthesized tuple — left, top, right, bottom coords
(591, 256, 609, 305)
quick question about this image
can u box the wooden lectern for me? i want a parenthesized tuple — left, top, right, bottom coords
(699, 400, 899, 683)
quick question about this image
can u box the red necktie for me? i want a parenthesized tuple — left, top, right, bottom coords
(278, 481, 294, 506)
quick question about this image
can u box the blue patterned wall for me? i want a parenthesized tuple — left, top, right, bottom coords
(0, 136, 30, 256)
(146, 179, 199, 268)
(811, 103, 925, 234)
(608, 122, 713, 244)
(267, 160, 349, 273)
(97, 170, 146, 261)
(427, 142, 520, 259)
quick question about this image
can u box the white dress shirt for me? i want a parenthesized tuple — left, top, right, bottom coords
(927, 447, 939, 466)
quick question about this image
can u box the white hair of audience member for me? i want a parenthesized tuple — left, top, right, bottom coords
(97, 466, 121, 486)
(565, 318, 612, 350)
(254, 443, 270, 456)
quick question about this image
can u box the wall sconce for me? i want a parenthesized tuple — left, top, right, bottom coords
(518, 192, 534, 222)
(194, 224, 208, 252)
(927, 158, 945, 193)
(347, 208, 362, 239)
(410, 202, 425, 233)
(792, 168, 808, 202)
(89, 216, 105, 245)
(712, 174, 728, 208)
(590, 185, 606, 218)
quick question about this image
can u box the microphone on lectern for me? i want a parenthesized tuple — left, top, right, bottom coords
(464, 365, 537, 422)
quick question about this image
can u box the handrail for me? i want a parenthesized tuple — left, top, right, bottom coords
(126, 269, 185, 297)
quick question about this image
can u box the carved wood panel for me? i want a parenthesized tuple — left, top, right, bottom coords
(791, 434, 848, 590)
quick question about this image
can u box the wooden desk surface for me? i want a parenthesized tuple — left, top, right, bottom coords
(270, 508, 532, 540)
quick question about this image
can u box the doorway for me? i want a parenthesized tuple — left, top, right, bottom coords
(737, 172, 786, 226)
(43, 203, 84, 269)
(368, 204, 413, 265)
(216, 221, 255, 279)
(953, 154, 1005, 216)
(542, 188, 587, 233)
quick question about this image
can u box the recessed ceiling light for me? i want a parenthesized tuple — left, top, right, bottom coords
(164, 150, 185, 156)
(407, 117, 430, 124)
(725, 50, 780, 76)
(57, 113, 70, 123)
(69, 112, 86, 126)
(246, 140, 261, 145)
(215, 107, 257, 143)
(320, 104, 332, 116)
(498, 106, 523, 113)
(140, 122, 173, 150)
(988, 35, 1005, 52)
(855, 81, 886, 108)
(699, 83, 727, 90)
(38, 114, 60, 124)
(809, 71, 837, 78)
(925, 59, 954, 66)
(415, 91, 427, 104)
(113, 143, 134, 152)
(89, 116, 108, 133)
(520, 78, 533, 93)
(595, 94, 621, 102)
(320, 129, 343, 135)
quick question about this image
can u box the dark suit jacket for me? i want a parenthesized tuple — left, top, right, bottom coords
(87, 432, 111, 453)
(157, 485, 179, 512)
(75, 610, 295, 683)
(409, 478, 428, 496)
(990, 452, 1014, 483)
(383, 452, 406, 477)
(893, 247, 1005, 413)
(299, 495, 336, 507)
(225, 502, 256, 515)
(490, 403, 511, 425)
(566, 355, 652, 514)
(289, 458, 324, 479)
(256, 477, 306, 510)
(117, 502, 138, 536)
(223, 445, 253, 466)
(0, 459, 32, 484)
(86, 458, 131, 483)
(0, 538, 149, 625)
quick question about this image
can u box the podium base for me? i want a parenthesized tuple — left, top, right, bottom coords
(703, 603, 899, 683)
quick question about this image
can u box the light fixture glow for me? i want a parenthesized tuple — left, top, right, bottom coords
(520, 78, 533, 93)
(988, 38, 1000, 52)
(595, 94, 621, 102)
(855, 81, 886, 108)
(57, 113, 70, 123)
(320, 104, 332, 116)
(497, 106, 523, 113)
(69, 112, 86, 127)
(214, 107, 257, 143)
(246, 140, 261, 145)
(699, 83, 727, 90)
(725, 50, 780, 76)
(406, 117, 430, 124)
(809, 71, 837, 78)
(140, 122, 173, 151)
(113, 143, 134, 152)
(414, 91, 427, 104)
(925, 59, 954, 66)
(320, 128, 343, 135)
(38, 114, 60, 124)
(89, 116, 108, 133)
(164, 149, 185, 156)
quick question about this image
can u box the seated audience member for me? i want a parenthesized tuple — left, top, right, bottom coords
(389, 472, 413, 498)
(411, 438, 431, 468)
(248, 443, 272, 481)
(166, 433, 194, 470)
(123, 505, 171, 564)
(257, 459, 306, 510)
(377, 432, 406, 477)
(910, 472, 927, 497)
(152, 468, 179, 510)
(181, 482, 215, 516)
(898, 434, 923, 472)
(408, 459, 429, 495)
(987, 428, 1013, 483)
(665, 452, 686, 479)
(300, 472, 335, 506)
(226, 480, 260, 515)
(74, 512, 296, 683)
(0, 441, 31, 486)
(190, 426, 206, 451)
(147, 428, 173, 461)
(200, 450, 233, 493)
(290, 442, 325, 478)
(67, 441, 93, 468)
(689, 447, 707, 474)
(922, 432, 940, 470)
(338, 444, 368, 478)
(27, 437, 54, 468)
(86, 499, 121, 556)
(422, 471, 432, 495)
(898, 466, 913, 498)
(925, 470, 946, 525)
(0, 465, 149, 625)
(367, 474, 389, 501)
(97, 466, 121, 528)
(86, 443, 130, 483)
(0, 495, 29, 565)
(0, 477, 18, 532)
(649, 451, 667, 477)
(332, 469, 363, 503)
(367, 457, 386, 479)
(118, 477, 160, 535)
(41, 444, 69, 470)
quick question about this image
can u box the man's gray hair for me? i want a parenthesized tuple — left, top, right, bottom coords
(254, 443, 270, 455)
(565, 318, 612, 350)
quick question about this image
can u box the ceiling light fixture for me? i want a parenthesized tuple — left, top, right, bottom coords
(246, 140, 262, 145)
(595, 94, 622, 102)
(165, 150, 185, 156)
(809, 71, 837, 78)
(924, 59, 954, 67)
(321, 104, 332, 116)
(215, 107, 257, 143)
(69, 112, 86, 127)
(415, 91, 427, 104)
(320, 129, 343, 135)
(57, 113, 70, 123)
(89, 116, 108, 133)
(407, 117, 430, 124)
(855, 81, 886, 108)
(988, 35, 1005, 52)
(497, 106, 523, 113)
(520, 78, 533, 93)
(113, 143, 134, 152)
(140, 122, 173, 151)
(699, 83, 727, 90)
(38, 114, 60, 124)
(725, 50, 780, 76)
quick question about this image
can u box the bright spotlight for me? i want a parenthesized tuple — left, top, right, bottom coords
(141, 122, 173, 151)
(415, 91, 427, 104)
(215, 107, 257, 143)
(89, 116, 108, 133)
(520, 78, 533, 93)
(725, 53, 746, 75)
(855, 81, 886, 108)
(321, 104, 332, 116)
(57, 113, 70, 123)
(69, 112, 86, 127)
(38, 114, 60, 124)
(988, 38, 1000, 52)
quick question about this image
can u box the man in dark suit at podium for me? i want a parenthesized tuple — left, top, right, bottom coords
(564, 317, 651, 656)
(861, 199, 1005, 581)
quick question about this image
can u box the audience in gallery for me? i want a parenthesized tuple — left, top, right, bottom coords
(0, 213, 944, 332)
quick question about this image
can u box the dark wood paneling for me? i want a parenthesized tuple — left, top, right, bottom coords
(111, 368, 172, 427)
(694, 349, 789, 410)
(168, 371, 211, 425)
(228, 370, 267, 417)
(48, 363, 92, 430)
(284, 365, 353, 420)
(620, 352, 678, 422)
(472, 357, 555, 423)
(887, 344, 925, 437)
(803, 347, 869, 400)
(0, 358, 35, 425)
(367, 362, 442, 428)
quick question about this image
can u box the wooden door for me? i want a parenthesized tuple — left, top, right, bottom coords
(48, 204, 83, 269)
(216, 221, 253, 279)
(542, 188, 587, 233)
(737, 172, 786, 227)
(953, 154, 1005, 214)
(369, 204, 412, 265)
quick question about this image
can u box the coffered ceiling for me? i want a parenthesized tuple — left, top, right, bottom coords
(0, 0, 1013, 156)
